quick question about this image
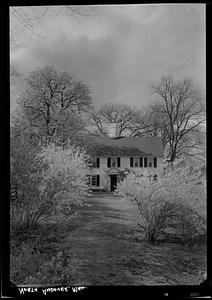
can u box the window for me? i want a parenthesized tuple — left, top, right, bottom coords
(107, 157, 121, 168)
(111, 158, 116, 167)
(130, 157, 144, 167)
(148, 158, 153, 168)
(91, 175, 100, 186)
(154, 157, 157, 168)
(134, 158, 139, 167)
(144, 157, 148, 168)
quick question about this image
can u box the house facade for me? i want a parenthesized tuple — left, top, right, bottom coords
(85, 123, 164, 192)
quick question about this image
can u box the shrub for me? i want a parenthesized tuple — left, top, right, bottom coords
(10, 134, 90, 228)
(115, 162, 206, 243)
(10, 244, 44, 284)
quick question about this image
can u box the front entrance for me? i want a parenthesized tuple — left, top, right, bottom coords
(110, 174, 117, 192)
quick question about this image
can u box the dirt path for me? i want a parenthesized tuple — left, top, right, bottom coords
(65, 193, 206, 286)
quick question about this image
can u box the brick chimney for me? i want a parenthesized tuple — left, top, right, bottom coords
(108, 122, 120, 139)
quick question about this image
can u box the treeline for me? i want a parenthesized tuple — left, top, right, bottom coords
(11, 65, 205, 163)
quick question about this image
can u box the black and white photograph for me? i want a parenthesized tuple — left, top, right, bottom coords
(9, 4, 206, 288)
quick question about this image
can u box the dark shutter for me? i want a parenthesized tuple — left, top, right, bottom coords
(154, 157, 157, 168)
(117, 157, 121, 167)
(130, 157, 133, 167)
(144, 157, 147, 168)
(96, 157, 100, 168)
(96, 175, 100, 186)
(139, 157, 143, 167)
(107, 157, 111, 168)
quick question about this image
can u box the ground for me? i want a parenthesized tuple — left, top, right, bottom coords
(10, 193, 206, 286)
(57, 193, 206, 285)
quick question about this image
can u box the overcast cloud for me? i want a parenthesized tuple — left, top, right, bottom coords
(10, 4, 206, 113)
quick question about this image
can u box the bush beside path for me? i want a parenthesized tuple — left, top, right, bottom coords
(10, 193, 206, 286)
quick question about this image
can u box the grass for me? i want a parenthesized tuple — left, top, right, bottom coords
(10, 193, 207, 286)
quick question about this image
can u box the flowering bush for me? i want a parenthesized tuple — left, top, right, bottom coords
(10, 137, 90, 228)
(115, 162, 206, 243)
(38, 144, 90, 221)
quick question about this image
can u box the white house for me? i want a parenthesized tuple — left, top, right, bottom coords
(85, 123, 164, 192)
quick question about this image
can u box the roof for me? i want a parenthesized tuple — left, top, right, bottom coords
(80, 135, 163, 157)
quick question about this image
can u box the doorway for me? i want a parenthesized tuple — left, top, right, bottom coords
(110, 174, 117, 192)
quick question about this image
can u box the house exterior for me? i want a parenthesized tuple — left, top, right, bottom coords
(85, 123, 164, 192)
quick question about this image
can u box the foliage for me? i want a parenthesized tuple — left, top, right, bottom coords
(10, 243, 44, 284)
(10, 131, 90, 228)
(38, 144, 90, 220)
(115, 162, 206, 243)
(10, 240, 73, 285)
(13, 65, 92, 146)
(10, 130, 48, 228)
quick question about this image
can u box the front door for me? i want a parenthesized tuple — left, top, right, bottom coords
(110, 174, 117, 192)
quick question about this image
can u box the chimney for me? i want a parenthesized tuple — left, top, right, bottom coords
(108, 122, 120, 139)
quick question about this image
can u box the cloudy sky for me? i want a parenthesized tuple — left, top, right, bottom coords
(10, 4, 206, 113)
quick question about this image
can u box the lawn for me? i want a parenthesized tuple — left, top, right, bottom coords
(10, 193, 207, 286)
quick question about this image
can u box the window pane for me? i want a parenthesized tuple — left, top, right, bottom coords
(92, 175, 97, 186)
(112, 158, 116, 167)
(134, 159, 139, 167)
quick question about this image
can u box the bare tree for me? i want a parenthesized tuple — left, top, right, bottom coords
(10, 6, 96, 48)
(150, 75, 205, 162)
(87, 103, 141, 137)
(12, 65, 92, 146)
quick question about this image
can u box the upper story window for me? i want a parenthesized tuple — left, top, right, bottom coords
(130, 157, 143, 167)
(134, 158, 139, 167)
(148, 158, 153, 168)
(111, 158, 117, 167)
(107, 157, 121, 168)
(89, 157, 100, 168)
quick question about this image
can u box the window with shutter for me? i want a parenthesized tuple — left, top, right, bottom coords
(91, 176, 97, 186)
(140, 157, 143, 167)
(91, 175, 100, 186)
(134, 158, 139, 167)
(144, 157, 148, 168)
(111, 158, 116, 167)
